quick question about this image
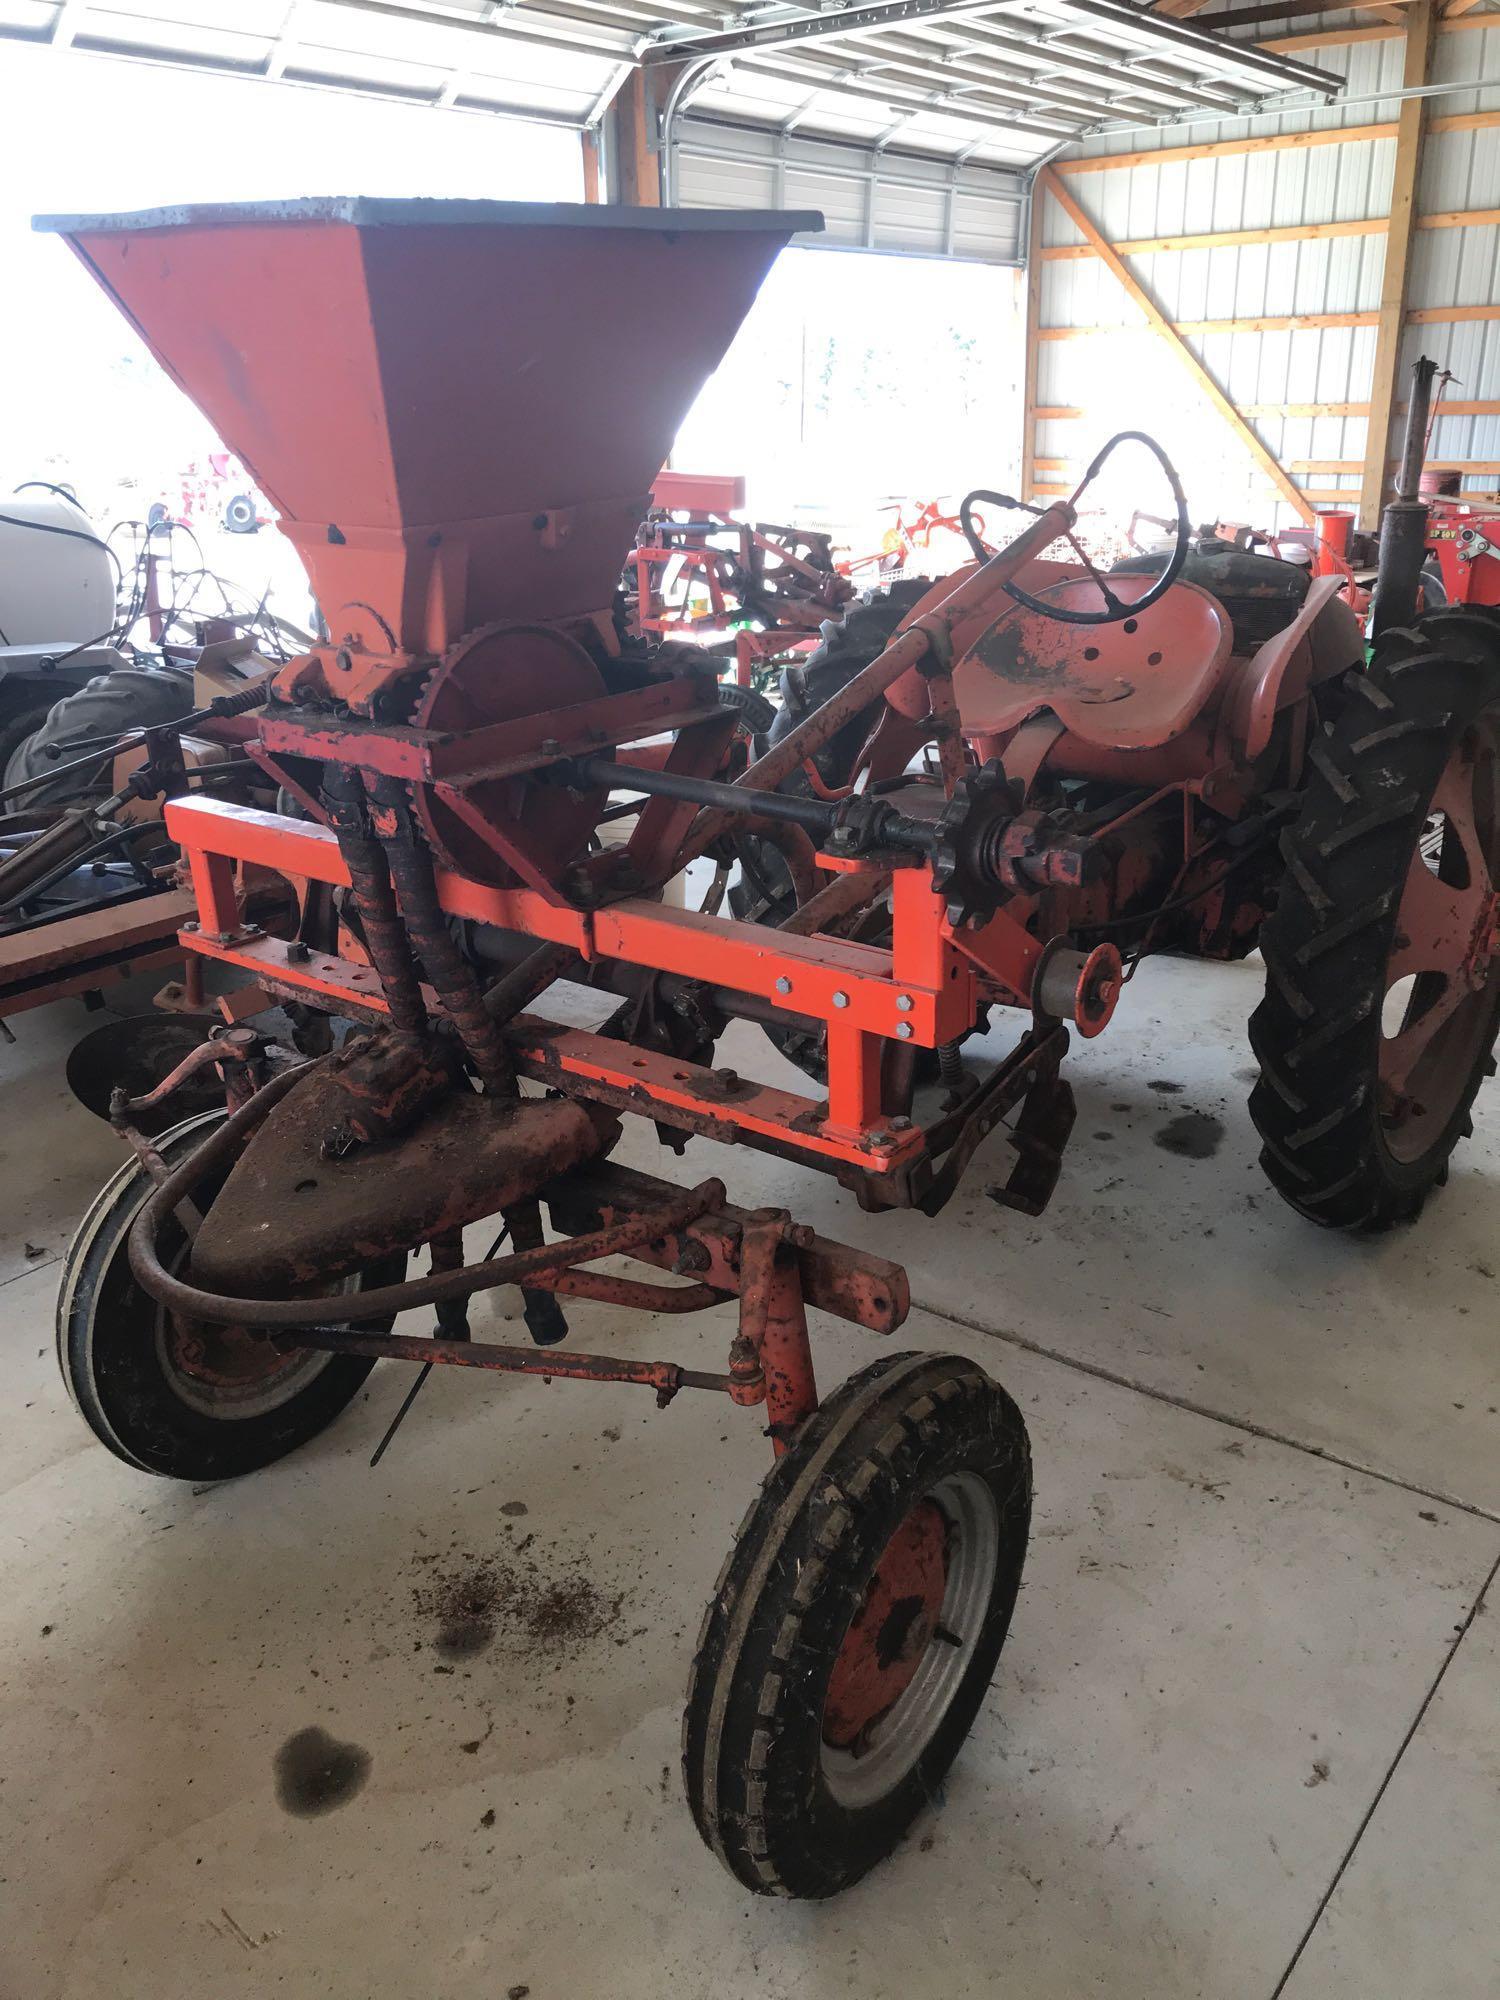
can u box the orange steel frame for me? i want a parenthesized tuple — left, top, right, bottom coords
(170, 794, 980, 1172)
(164, 505, 1078, 1188)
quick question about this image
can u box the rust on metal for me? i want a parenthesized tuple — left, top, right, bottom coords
(314, 1031, 456, 1149)
(113, 1026, 261, 1117)
(545, 1163, 910, 1335)
(822, 1499, 948, 1747)
(189, 1065, 613, 1293)
(735, 1212, 819, 1449)
(273, 1324, 733, 1402)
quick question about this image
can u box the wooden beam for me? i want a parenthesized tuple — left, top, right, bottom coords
(1055, 105, 1500, 178)
(1037, 304, 1498, 341)
(1300, 486, 1500, 502)
(601, 67, 680, 205)
(1041, 217, 1384, 260)
(1055, 124, 1393, 177)
(1421, 206, 1500, 228)
(1246, 402, 1372, 416)
(1443, 0, 1488, 17)
(1036, 168, 1314, 525)
(1250, 399, 1500, 416)
(1188, 312, 1375, 332)
(1263, 21, 1402, 47)
(1296, 458, 1500, 472)
(1037, 311, 1379, 339)
(1410, 303, 1500, 322)
(1361, 2, 1435, 531)
(1042, 207, 1500, 263)
(1020, 173, 1045, 515)
(580, 128, 601, 204)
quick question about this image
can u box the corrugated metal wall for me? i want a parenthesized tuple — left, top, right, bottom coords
(1033, 20, 1500, 524)
(674, 122, 1026, 263)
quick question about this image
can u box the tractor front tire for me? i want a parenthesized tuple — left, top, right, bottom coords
(683, 1351, 1031, 1898)
(1250, 607, 1500, 1229)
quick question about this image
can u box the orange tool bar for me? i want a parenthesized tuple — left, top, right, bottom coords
(165, 796, 977, 1047)
(174, 928, 922, 1175)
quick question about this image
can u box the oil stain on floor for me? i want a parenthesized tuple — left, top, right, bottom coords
(1154, 1111, 1225, 1160)
(274, 1726, 372, 1818)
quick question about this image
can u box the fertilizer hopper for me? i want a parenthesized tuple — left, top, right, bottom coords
(38, 196, 818, 653)
(40, 196, 825, 883)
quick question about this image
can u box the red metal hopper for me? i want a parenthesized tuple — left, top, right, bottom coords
(36, 198, 819, 651)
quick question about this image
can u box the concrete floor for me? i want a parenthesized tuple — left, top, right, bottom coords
(4, 952, 1498, 1999)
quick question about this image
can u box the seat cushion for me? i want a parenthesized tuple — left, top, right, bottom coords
(1110, 547, 1310, 654)
(953, 575, 1233, 752)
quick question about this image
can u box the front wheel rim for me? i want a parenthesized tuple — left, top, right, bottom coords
(820, 1470, 1000, 1810)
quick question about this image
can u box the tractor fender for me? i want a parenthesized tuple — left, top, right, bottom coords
(1221, 575, 1364, 762)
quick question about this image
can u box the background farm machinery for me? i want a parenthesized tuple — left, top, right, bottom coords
(39, 198, 1500, 1898)
(0, 483, 310, 1020)
(1125, 357, 1500, 634)
(623, 468, 850, 702)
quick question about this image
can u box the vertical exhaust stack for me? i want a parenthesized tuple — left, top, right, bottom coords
(1369, 355, 1439, 641)
(35, 198, 820, 656)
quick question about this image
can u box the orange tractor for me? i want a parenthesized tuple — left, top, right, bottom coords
(45, 200, 1500, 1898)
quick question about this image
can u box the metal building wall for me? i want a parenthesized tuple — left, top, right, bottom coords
(1413, 22, 1500, 486)
(674, 123, 1026, 264)
(1033, 22, 1500, 523)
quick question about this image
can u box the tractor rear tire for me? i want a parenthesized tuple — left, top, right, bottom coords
(755, 575, 934, 794)
(59, 1111, 405, 1478)
(1250, 607, 1500, 1229)
(683, 1351, 1030, 1898)
(4, 662, 194, 804)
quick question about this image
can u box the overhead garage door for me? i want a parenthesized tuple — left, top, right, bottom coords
(673, 122, 1026, 265)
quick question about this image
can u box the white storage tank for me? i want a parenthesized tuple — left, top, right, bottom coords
(0, 490, 114, 644)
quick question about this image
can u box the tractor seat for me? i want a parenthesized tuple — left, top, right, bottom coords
(1110, 546, 1310, 654)
(952, 574, 1233, 751)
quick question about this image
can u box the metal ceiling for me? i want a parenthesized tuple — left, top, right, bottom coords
(0, 0, 1345, 170)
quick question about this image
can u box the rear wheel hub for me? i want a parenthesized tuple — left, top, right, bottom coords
(1379, 717, 1500, 1159)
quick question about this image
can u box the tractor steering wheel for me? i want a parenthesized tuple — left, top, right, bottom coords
(961, 430, 1190, 628)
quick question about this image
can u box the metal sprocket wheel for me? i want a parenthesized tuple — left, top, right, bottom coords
(410, 621, 608, 888)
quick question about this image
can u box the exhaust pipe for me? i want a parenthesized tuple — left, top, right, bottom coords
(1369, 355, 1439, 641)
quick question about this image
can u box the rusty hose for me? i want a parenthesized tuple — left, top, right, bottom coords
(321, 767, 428, 1039)
(365, 773, 517, 1097)
(126, 1059, 724, 1328)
